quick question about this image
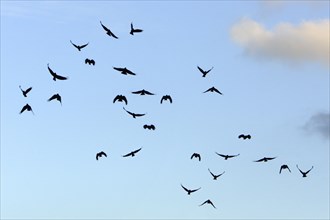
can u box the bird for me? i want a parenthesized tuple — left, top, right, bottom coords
(190, 153, 201, 161)
(254, 157, 277, 162)
(70, 40, 89, 51)
(100, 21, 118, 39)
(19, 103, 34, 115)
(296, 165, 313, 177)
(203, 86, 222, 95)
(113, 67, 136, 76)
(130, 22, 143, 35)
(19, 85, 32, 97)
(47, 93, 62, 105)
(47, 64, 68, 81)
(123, 107, 146, 118)
(208, 168, 225, 180)
(131, 89, 154, 95)
(238, 134, 251, 140)
(180, 184, 201, 195)
(96, 151, 107, 160)
(160, 95, 172, 104)
(143, 124, 155, 130)
(122, 147, 142, 157)
(197, 66, 213, 77)
(279, 164, 291, 174)
(215, 152, 240, 160)
(199, 199, 216, 209)
(85, 58, 95, 65)
(113, 95, 128, 105)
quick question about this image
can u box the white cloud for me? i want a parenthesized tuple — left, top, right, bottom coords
(304, 112, 330, 140)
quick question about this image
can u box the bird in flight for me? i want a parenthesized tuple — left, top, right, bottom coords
(208, 168, 225, 180)
(123, 107, 146, 118)
(96, 151, 107, 160)
(143, 124, 155, 130)
(19, 85, 32, 97)
(113, 67, 136, 76)
(160, 95, 172, 104)
(130, 22, 143, 35)
(47, 93, 62, 105)
(238, 134, 251, 140)
(215, 152, 240, 160)
(47, 64, 68, 81)
(113, 95, 128, 105)
(180, 184, 201, 195)
(132, 89, 154, 95)
(197, 66, 213, 77)
(100, 21, 118, 39)
(85, 58, 95, 65)
(122, 147, 142, 157)
(254, 157, 277, 162)
(279, 164, 291, 174)
(19, 103, 34, 115)
(203, 86, 222, 95)
(191, 153, 201, 161)
(70, 40, 89, 51)
(296, 165, 313, 177)
(199, 199, 216, 209)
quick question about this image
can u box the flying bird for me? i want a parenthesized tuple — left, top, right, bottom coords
(96, 151, 107, 160)
(215, 152, 240, 160)
(254, 157, 277, 162)
(143, 124, 155, 130)
(123, 107, 146, 118)
(181, 184, 201, 195)
(100, 21, 118, 39)
(199, 199, 216, 209)
(122, 147, 142, 157)
(279, 164, 291, 174)
(85, 58, 95, 65)
(132, 89, 154, 95)
(238, 134, 251, 139)
(190, 153, 201, 161)
(208, 168, 225, 180)
(47, 93, 62, 105)
(19, 85, 32, 97)
(197, 66, 213, 77)
(70, 40, 89, 51)
(19, 103, 34, 115)
(113, 67, 136, 75)
(296, 165, 313, 177)
(47, 64, 68, 81)
(160, 95, 172, 104)
(130, 22, 143, 35)
(113, 95, 128, 105)
(203, 86, 222, 95)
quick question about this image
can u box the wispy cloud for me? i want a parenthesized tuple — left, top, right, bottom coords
(303, 112, 330, 140)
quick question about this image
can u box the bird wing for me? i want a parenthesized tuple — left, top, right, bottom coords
(190, 187, 201, 193)
(123, 107, 134, 116)
(181, 184, 189, 193)
(168, 96, 173, 103)
(246, 135, 251, 139)
(55, 74, 68, 80)
(279, 166, 283, 174)
(125, 69, 136, 75)
(203, 88, 212, 93)
(113, 95, 120, 103)
(209, 201, 216, 209)
(238, 134, 244, 139)
(212, 87, 222, 95)
(85, 59, 89, 64)
(197, 66, 205, 73)
(265, 157, 276, 161)
(132, 90, 142, 94)
(134, 113, 146, 117)
(122, 152, 132, 157)
(144, 90, 154, 95)
(215, 152, 226, 158)
(96, 153, 100, 160)
(296, 165, 304, 174)
(199, 200, 208, 206)
(25, 87, 32, 94)
(133, 29, 143, 33)
(228, 154, 240, 158)
(80, 42, 89, 49)
(254, 158, 264, 162)
(150, 125, 155, 130)
(47, 63, 56, 77)
(100, 21, 110, 32)
(133, 148, 142, 154)
(113, 67, 125, 72)
(208, 168, 215, 177)
(205, 67, 214, 73)
(160, 96, 165, 104)
(305, 166, 314, 174)
(70, 40, 79, 49)
(122, 96, 128, 105)
(101, 151, 107, 157)
(48, 94, 57, 102)
(109, 30, 119, 39)
(20, 105, 28, 114)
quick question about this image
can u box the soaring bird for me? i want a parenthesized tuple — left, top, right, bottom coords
(199, 199, 216, 209)
(203, 86, 222, 95)
(160, 95, 172, 104)
(238, 134, 251, 140)
(122, 147, 142, 157)
(190, 153, 201, 161)
(254, 157, 277, 162)
(113, 95, 128, 105)
(113, 67, 136, 75)
(19, 103, 34, 115)
(19, 85, 32, 97)
(296, 165, 313, 177)
(70, 40, 89, 51)
(130, 22, 143, 35)
(131, 89, 154, 95)
(215, 152, 240, 160)
(208, 168, 225, 180)
(197, 66, 213, 77)
(143, 124, 155, 130)
(47, 64, 68, 81)
(96, 151, 107, 160)
(123, 107, 146, 118)
(181, 184, 201, 195)
(100, 21, 118, 39)
(47, 93, 62, 105)
(279, 164, 291, 174)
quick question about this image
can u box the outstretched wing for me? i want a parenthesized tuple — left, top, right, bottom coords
(70, 40, 79, 49)
(144, 90, 155, 95)
(265, 157, 276, 161)
(254, 158, 264, 162)
(133, 148, 142, 154)
(215, 152, 226, 158)
(197, 66, 205, 74)
(79, 42, 89, 49)
(296, 165, 304, 175)
(208, 168, 215, 177)
(203, 88, 212, 93)
(55, 74, 68, 80)
(122, 152, 133, 157)
(181, 184, 189, 193)
(212, 87, 222, 95)
(190, 187, 201, 193)
(123, 107, 134, 116)
(19, 105, 28, 114)
(238, 134, 244, 139)
(113, 67, 125, 72)
(100, 151, 107, 157)
(199, 200, 208, 206)
(305, 166, 314, 174)
(25, 87, 32, 94)
(100, 21, 110, 32)
(47, 63, 56, 77)
(132, 90, 142, 94)
(48, 94, 57, 102)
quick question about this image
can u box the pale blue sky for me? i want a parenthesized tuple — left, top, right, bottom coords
(1, 1, 329, 219)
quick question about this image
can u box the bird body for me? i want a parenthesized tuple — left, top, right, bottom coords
(113, 95, 128, 105)
(96, 151, 107, 160)
(203, 86, 222, 95)
(160, 95, 172, 104)
(130, 22, 143, 35)
(70, 40, 89, 51)
(19, 85, 32, 97)
(122, 148, 142, 157)
(100, 21, 118, 39)
(181, 184, 201, 195)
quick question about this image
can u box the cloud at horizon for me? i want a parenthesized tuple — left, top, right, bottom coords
(303, 112, 330, 140)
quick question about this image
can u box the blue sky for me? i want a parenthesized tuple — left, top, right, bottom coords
(1, 1, 329, 219)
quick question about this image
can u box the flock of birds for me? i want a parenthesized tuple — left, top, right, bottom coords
(18, 20, 314, 210)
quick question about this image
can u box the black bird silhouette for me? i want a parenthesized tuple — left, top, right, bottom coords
(70, 40, 88, 51)
(190, 153, 201, 161)
(279, 164, 291, 174)
(19, 85, 32, 97)
(130, 22, 143, 35)
(203, 86, 222, 95)
(160, 95, 172, 104)
(199, 199, 216, 209)
(19, 103, 34, 115)
(197, 66, 213, 77)
(113, 95, 128, 105)
(113, 67, 136, 76)
(215, 152, 240, 160)
(238, 134, 251, 139)
(47, 64, 68, 81)
(100, 21, 118, 39)
(47, 93, 62, 105)
(208, 168, 225, 180)
(132, 89, 154, 95)
(85, 58, 95, 65)
(296, 165, 313, 177)
(123, 107, 146, 118)
(96, 151, 107, 160)
(254, 157, 277, 162)
(143, 124, 155, 130)
(122, 147, 142, 157)
(181, 184, 201, 195)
